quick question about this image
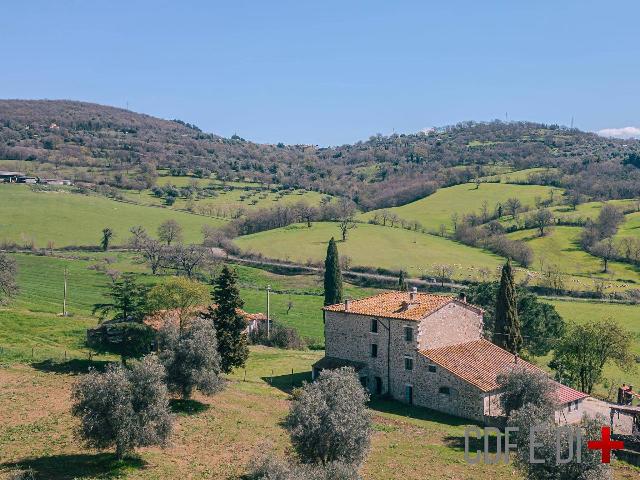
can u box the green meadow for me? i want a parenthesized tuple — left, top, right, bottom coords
(360, 182, 562, 232)
(508, 226, 640, 288)
(0, 184, 225, 248)
(235, 221, 505, 280)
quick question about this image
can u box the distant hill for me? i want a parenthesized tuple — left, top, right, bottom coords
(1, 99, 639, 209)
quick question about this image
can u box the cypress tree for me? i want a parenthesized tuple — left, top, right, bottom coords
(398, 271, 407, 291)
(494, 260, 522, 354)
(205, 265, 248, 373)
(324, 237, 343, 306)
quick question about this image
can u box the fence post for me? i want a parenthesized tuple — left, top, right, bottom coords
(64, 350, 67, 361)
(291, 368, 294, 387)
(271, 369, 274, 384)
(32, 347, 34, 359)
(243, 368, 247, 382)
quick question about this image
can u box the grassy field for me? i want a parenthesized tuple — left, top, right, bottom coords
(0, 252, 375, 360)
(543, 298, 640, 398)
(479, 167, 559, 183)
(0, 185, 226, 248)
(1, 348, 637, 479)
(120, 185, 329, 217)
(508, 227, 640, 290)
(360, 182, 562, 232)
(236, 222, 505, 280)
(550, 199, 638, 223)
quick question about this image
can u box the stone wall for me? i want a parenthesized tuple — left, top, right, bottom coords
(323, 303, 486, 421)
(418, 301, 483, 350)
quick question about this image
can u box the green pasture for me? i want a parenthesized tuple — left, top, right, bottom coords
(0, 184, 225, 248)
(360, 182, 562, 232)
(508, 227, 640, 289)
(236, 221, 504, 280)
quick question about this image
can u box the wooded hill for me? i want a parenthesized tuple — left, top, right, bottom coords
(1, 99, 639, 209)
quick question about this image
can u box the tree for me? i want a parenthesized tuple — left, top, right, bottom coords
(0, 252, 19, 304)
(551, 320, 633, 394)
(147, 276, 210, 332)
(591, 238, 617, 273)
(323, 237, 343, 306)
(505, 197, 522, 218)
(203, 266, 248, 373)
(493, 261, 522, 354)
(432, 264, 453, 287)
(397, 271, 407, 291)
(496, 367, 556, 418)
(93, 274, 150, 324)
(532, 208, 554, 236)
(127, 225, 148, 250)
(509, 406, 611, 480)
(71, 355, 173, 459)
(91, 274, 154, 362)
(100, 227, 114, 251)
(140, 237, 166, 275)
(158, 318, 223, 399)
(466, 282, 564, 357)
(286, 367, 372, 466)
(336, 198, 357, 241)
(158, 219, 183, 246)
(597, 204, 625, 238)
(168, 244, 207, 278)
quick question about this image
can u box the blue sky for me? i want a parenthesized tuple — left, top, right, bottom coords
(1, 1, 638, 145)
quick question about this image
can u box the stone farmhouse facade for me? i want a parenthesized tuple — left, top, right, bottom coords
(313, 289, 588, 423)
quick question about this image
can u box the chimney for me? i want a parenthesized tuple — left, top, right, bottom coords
(409, 286, 418, 301)
(344, 299, 351, 311)
(458, 292, 467, 303)
(514, 353, 519, 365)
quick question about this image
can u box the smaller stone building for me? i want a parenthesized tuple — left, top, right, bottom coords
(314, 289, 588, 423)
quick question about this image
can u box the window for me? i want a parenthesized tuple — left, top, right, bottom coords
(439, 386, 451, 395)
(370, 343, 378, 358)
(370, 318, 378, 333)
(404, 356, 413, 371)
(360, 377, 368, 388)
(428, 365, 437, 373)
(404, 326, 413, 342)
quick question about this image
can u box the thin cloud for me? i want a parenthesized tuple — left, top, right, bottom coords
(597, 126, 640, 139)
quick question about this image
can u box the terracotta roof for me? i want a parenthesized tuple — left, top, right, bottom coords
(323, 291, 482, 321)
(143, 304, 266, 330)
(420, 339, 588, 404)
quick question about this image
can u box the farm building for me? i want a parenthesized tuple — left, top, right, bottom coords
(0, 171, 23, 183)
(143, 305, 268, 334)
(314, 289, 588, 423)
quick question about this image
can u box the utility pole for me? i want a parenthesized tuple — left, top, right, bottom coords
(63, 267, 68, 316)
(266, 284, 271, 339)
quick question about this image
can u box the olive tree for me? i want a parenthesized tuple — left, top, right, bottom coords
(509, 406, 612, 480)
(496, 367, 556, 418)
(286, 367, 372, 466)
(157, 317, 224, 399)
(71, 355, 173, 459)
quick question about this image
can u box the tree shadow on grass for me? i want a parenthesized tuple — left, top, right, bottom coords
(2, 453, 146, 480)
(169, 398, 210, 415)
(31, 359, 112, 375)
(261, 371, 312, 394)
(368, 397, 477, 428)
(444, 432, 500, 454)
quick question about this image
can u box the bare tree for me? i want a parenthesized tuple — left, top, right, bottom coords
(158, 219, 183, 246)
(591, 238, 617, 273)
(0, 253, 19, 303)
(170, 244, 208, 278)
(432, 264, 454, 287)
(336, 198, 357, 241)
(532, 208, 554, 236)
(505, 197, 522, 219)
(140, 238, 166, 275)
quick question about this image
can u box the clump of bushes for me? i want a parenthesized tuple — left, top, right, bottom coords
(249, 321, 306, 350)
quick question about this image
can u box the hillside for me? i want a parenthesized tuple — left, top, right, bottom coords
(2, 100, 640, 210)
(0, 184, 225, 248)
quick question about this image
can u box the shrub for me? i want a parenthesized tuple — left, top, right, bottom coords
(249, 321, 306, 350)
(246, 455, 360, 480)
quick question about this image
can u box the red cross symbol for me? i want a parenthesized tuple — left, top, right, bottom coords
(587, 426, 624, 463)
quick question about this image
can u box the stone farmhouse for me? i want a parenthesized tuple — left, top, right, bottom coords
(313, 289, 588, 423)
